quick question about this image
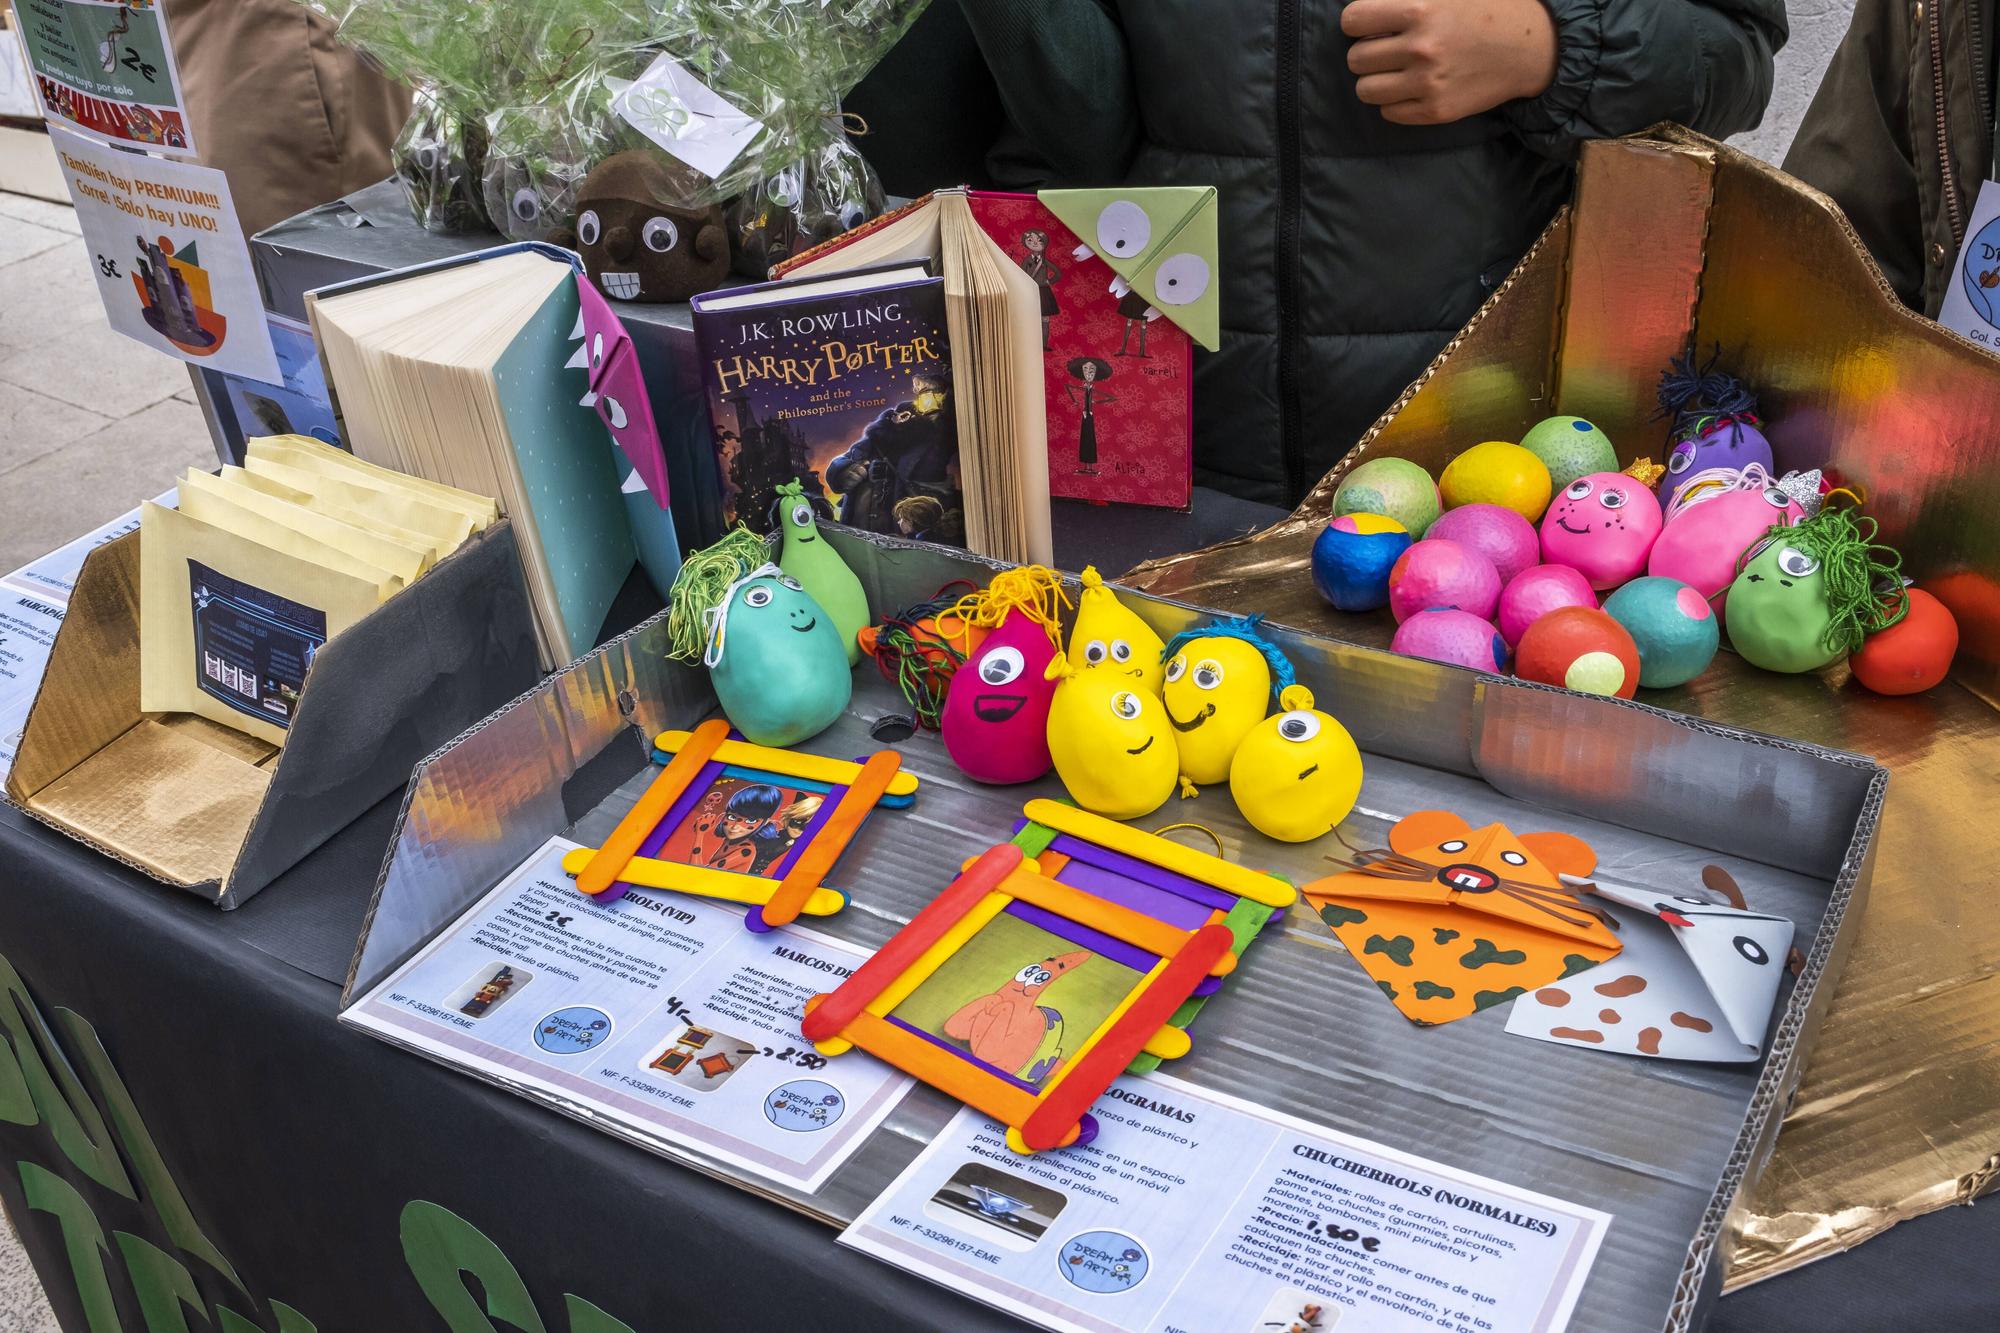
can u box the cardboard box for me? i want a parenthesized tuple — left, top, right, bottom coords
(1123, 128, 2000, 1286)
(4, 521, 541, 907)
(345, 529, 1884, 1333)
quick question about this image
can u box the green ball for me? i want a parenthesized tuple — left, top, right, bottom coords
(1519, 416, 1619, 492)
(1333, 458, 1441, 538)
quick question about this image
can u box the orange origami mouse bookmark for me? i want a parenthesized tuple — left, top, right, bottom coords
(1302, 810, 1622, 1025)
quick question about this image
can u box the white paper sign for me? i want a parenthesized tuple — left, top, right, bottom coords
(1936, 180, 2000, 349)
(345, 835, 913, 1192)
(13, 0, 197, 155)
(844, 1074, 1611, 1333)
(609, 54, 764, 182)
(47, 125, 278, 380)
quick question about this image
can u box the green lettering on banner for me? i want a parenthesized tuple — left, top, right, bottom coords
(19, 1162, 120, 1333)
(400, 1200, 549, 1333)
(116, 1231, 206, 1333)
(0, 954, 135, 1197)
(563, 1294, 639, 1333)
(61, 1007, 247, 1295)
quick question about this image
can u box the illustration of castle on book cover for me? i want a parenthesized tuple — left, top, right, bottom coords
(692, 273, 965, 547)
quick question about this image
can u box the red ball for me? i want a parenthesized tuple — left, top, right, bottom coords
(1515, 607, 1642, 699)
(1850, 588, 1958, 695)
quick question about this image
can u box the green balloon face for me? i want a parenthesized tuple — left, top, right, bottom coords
(1726, 540, 1841, 673)
(775, 481, 868, 665)
(708, 569, 852, 745)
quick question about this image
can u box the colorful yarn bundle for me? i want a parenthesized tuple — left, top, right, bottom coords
(1655, 347, 1763, 447)
(665, 526, 773, 660)
(943, 565, 1071, 647)
(866, 582, 978, 730)
(1661, 462, 1779, 524)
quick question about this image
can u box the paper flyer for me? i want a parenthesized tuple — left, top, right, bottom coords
(0, 590, 66, 785)
(1936, 180, 2000, 350)
(13, 0, 196, 155)
(345, 836, 914, 1192)
(47, 125, 279, 380)
(843, 1074, 1610, 1333)
(0, 491, 165, 605)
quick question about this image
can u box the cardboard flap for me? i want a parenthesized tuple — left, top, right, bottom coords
(6, 534, 143, 801)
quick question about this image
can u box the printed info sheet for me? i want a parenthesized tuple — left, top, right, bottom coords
(346, 835, 912, 1192)
(844, 1074, 1608, 1333)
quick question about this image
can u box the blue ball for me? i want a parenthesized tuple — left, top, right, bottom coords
(1311, 514, 1413, 612)
(1602, 576, 1719, 689)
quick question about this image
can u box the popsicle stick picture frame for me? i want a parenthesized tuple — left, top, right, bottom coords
(564, 718, 919, 931)
(802, 802, 1292, 1154)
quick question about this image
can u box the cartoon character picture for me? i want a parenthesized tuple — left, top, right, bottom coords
(131, 234, 224, 354)
(689, 783, 785, 873)
(748, 794, 822, 876)
(943, 949, 1093, 1082)
(1065, 357, 1116, 475)
(1017, 228, 1061, 348)
(1538, 472, 1665, 590)
(827, 370, 960, 531)
(573, 150, 730, 303)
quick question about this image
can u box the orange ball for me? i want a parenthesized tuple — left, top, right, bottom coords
(1515, 607, 1642, 699)
(1850, 588, 1958, 695)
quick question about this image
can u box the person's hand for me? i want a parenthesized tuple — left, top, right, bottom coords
(1342, 0, 1560, 126)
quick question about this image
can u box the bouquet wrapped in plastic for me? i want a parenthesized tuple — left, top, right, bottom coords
(393, 89, 490, 233)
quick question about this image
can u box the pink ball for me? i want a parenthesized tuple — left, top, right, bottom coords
(1648, 485, 1806, 605)
(1498, 565, 1600, 648)
(1539, 472, 1664, 590)
(1427, 504, 1542, 584)
(1392, 608, 1508, 673)
(1387, 539, 1502, 623)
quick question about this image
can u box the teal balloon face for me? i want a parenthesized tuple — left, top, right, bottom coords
(1726, 540, 1840, 673)
(708, 569, 852, 745)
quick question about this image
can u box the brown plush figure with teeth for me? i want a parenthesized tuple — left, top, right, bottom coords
(574, 150, 730, 303)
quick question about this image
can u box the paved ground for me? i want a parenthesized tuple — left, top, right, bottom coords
(0, 188, 213, 1333)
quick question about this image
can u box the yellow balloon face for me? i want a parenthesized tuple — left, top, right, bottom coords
(1229, 707, 1364, 843)
(1161, 636, 1271, 785)
(1068, 586, 1166, 695)
(1047, 671, 1178, 820)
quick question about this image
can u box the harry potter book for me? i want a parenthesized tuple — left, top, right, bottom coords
(691, 265, 973, 548)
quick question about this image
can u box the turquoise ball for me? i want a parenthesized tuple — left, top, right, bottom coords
(1602, 576, 1719, 689)
(1311, 514, 1413, 612)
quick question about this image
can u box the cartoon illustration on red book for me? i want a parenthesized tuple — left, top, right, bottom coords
(943, 949, 1094, 1083)
(1017, 228, 1061, 348)
(1064, 357, 1116, 475)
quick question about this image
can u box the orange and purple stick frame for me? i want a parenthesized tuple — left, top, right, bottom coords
(800, 813, 1260, 1154)
(565, 718, 918, 932)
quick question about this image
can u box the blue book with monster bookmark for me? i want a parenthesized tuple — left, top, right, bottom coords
(309, 244, 676, 669)
(692, 263, 975, 548)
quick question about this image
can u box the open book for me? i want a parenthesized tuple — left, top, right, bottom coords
(781, 190, 1053, 565)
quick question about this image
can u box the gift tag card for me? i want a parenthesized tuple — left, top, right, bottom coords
(609, 54, 764, 183)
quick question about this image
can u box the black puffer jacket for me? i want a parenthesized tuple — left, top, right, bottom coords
(956, 0, 1787, 505)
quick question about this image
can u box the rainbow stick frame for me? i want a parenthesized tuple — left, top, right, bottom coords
(565, 719, 918, 932)
(801, 812, 1261, 1154)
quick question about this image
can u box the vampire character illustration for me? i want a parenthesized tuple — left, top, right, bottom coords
(1065, 357, 1116, 475)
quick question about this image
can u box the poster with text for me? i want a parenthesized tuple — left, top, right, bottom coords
(48, 126, 278, 381)
(12, 0, 195, 155)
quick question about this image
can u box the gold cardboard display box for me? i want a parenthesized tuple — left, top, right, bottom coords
(1127, 127, 2000, 1287)
(3, 522, 541, 908)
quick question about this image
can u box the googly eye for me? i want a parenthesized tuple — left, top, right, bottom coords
(789, 502, 813, 528)
(1565, 478, 1594, 501)
(838, 202, 865, 230)
(1500, 850, 1527, 866)
(1777, 546, 1819, 578)
(414, 145, 439, 172)
(1193, 659, 1224, 690)
(510, 188, 540, 223)
(1112, 691, 1143, 720)
(1599, 488, 1628, 510)
(1152, 252, 1210, 305)
(642, 217, 680, 252)
(1438, 839, 1468, 853)
(591, 333, 604, 369)
(577, 209, 601, 247)
(1668, 445, 1694, 474)
(1083, 639, 1108, 666)
(1762, 486, 1793, 509)
(768, 168, 802, 208)
(779, 576, 803, 591)
(1110, 640, 1132, 663)
(1095, 200, 1151, 257)
(1276, 711, 1320, 742)
(743, 586, 773, 608)
(980, 646, 1025, 685)
(1164, 655, 1186, 683)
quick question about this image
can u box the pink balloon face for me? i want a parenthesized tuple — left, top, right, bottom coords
(1387, 539, 1502, 622)
(1497, 564, 1599, 648)
(1426, 504, 1541, 584)
(1648, 486, 1805, 604)
(1539, 473, 1664, 590)
(942, 608, 1058, 784)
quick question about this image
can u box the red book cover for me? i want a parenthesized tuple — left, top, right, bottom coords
(966, 192, 1193, 510)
